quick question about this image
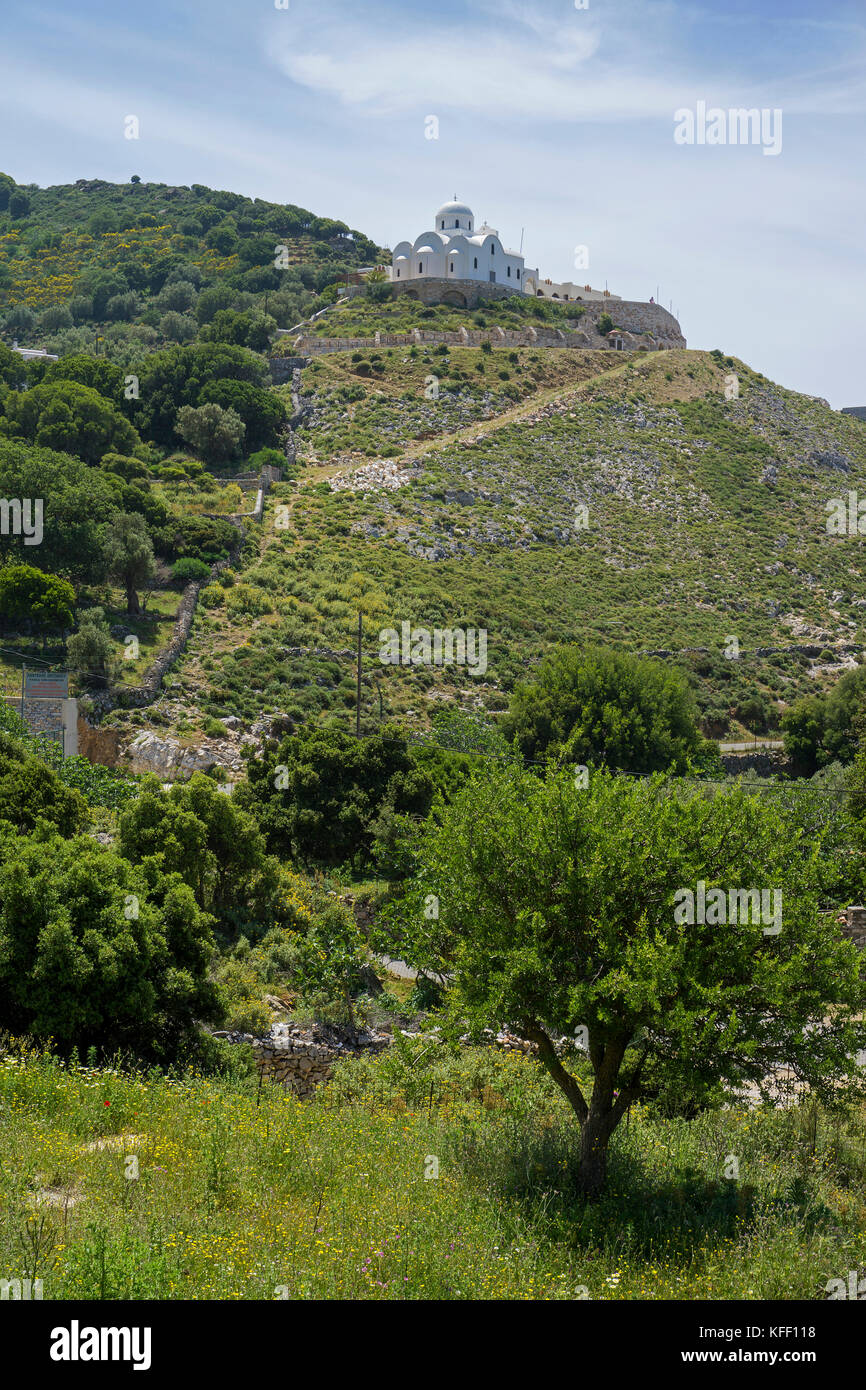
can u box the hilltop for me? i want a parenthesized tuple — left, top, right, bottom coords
(1, 176, 864, 760)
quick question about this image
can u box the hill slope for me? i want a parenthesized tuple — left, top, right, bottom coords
(108, 340, 866, 751)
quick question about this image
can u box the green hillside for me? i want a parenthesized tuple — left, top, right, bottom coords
(1, 176, 864, 748)
(0, 174, 382, 363)
(141, 342, 866, 744)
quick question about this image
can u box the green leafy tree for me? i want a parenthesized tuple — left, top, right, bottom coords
(133, 343, 267, 449)
(0, 441, 116, 584)
(118, 773, 278, 928)
(0, 341, 25, 387)
(3, 304, 36, 336)
(0, 730, 88, 836)
(504, 646, 705, 772)
(199, 308, 276, 353)
(99, 451, 150, 481)
(197, 379, 286, 453)
(67, 608, 114, 686)
(0, 564, 75, 631)
(389, 763, 866, 1195)
(237, 724, 434, 867)
(0, 379, 140, 464)
(0, 833, 218, 1057)
(782, 666, 866, 774)
(175, 402, 245, 465)
(102, 511, 155, 614)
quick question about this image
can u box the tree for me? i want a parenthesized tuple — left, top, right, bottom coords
(67, 608, 114, 685)
(3, 304, 36, 336)
(8, 189, 31, 220)
(118, 773, 278, 928)
(99, 451, 150, 481)
(199, 308, 276, 352)
(0, 729, 88, 837)
(103, 512, 155, 614)
(0, 564, 75, 632)
(0, 341, 25, 388)
(236, 724, 434, 867)
(0, 379, 140, 465)
(134, 342, 267, 449)
(0, 832, 218, 1057)
(43, 354, 126, 408)
(159, 310, 197, 343)
(782, 665, 866, 774)
(389, 763, 866, 1195)
(504, 646, 705, 772)
(0, 441, 116, 584)
(198, 378, 286, 452)
(175, 402, 245, 465)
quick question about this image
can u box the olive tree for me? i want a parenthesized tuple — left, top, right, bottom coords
(389, 764, 866, 1196)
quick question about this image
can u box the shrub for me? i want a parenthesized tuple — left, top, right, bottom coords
(172, 557, 212, 586)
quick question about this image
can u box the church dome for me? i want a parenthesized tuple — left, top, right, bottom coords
(434, 199, 474, 234)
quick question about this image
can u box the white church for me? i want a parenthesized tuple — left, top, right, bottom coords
(390, 199, 538, 291)
(388, 199, 619, 305)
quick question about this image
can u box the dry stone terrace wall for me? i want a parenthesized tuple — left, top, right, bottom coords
(284, 298, 684, 358)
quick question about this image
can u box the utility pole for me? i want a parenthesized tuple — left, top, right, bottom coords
(355, 610, 362, 737)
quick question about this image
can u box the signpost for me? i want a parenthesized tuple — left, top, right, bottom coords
(23, 670, 69, 699)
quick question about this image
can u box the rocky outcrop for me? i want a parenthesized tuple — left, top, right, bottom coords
(121, 730, 246, 779)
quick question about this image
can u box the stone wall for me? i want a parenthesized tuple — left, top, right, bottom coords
(269, 356, 310, 384)
(843, 906, 866, 950)
(3, 696, 63, 738)
(248, 1032, 390, 1098)
(390, 277, 525, 309)
(289, 298, 685, 358)
(719, 748, 793, 776)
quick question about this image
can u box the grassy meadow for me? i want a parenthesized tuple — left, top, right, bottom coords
(3, 1040, 865, 1302)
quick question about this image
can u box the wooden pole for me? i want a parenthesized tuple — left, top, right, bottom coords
(355, 610, 362, 737)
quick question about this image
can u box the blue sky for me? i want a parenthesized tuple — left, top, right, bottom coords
(1, 0, 864, 405)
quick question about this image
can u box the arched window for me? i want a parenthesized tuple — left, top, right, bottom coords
(490, 243, 495, 255)
(441, 221, 445, 229)
(396, 269, 401, 278)
(456, 220, 460, 228)
(516, 269, 520, 280)
(474, 257, 478, 269)
(450, 262, 455, 273)
(507, 266, 512, 277)
(418, 262, 423, 274)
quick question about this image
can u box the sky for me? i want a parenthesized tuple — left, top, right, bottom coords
(0, 0, 864, 406)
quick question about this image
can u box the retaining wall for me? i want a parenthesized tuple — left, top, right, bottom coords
(286, 299, 684, 359)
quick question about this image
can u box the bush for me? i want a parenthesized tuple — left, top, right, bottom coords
(504, 645, 705, 773)
(0, 729, 89, 836)
(0, 833, 219, 1057)
(225, 584, 273, 616)
(172, 557, 212, 586)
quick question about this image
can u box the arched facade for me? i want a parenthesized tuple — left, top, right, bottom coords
(391, 200, 537, 292)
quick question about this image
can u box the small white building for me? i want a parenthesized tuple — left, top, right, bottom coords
(11, 342, 59, 361)
(524, 277, 621, 305)
(390, 200, 538, 292)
